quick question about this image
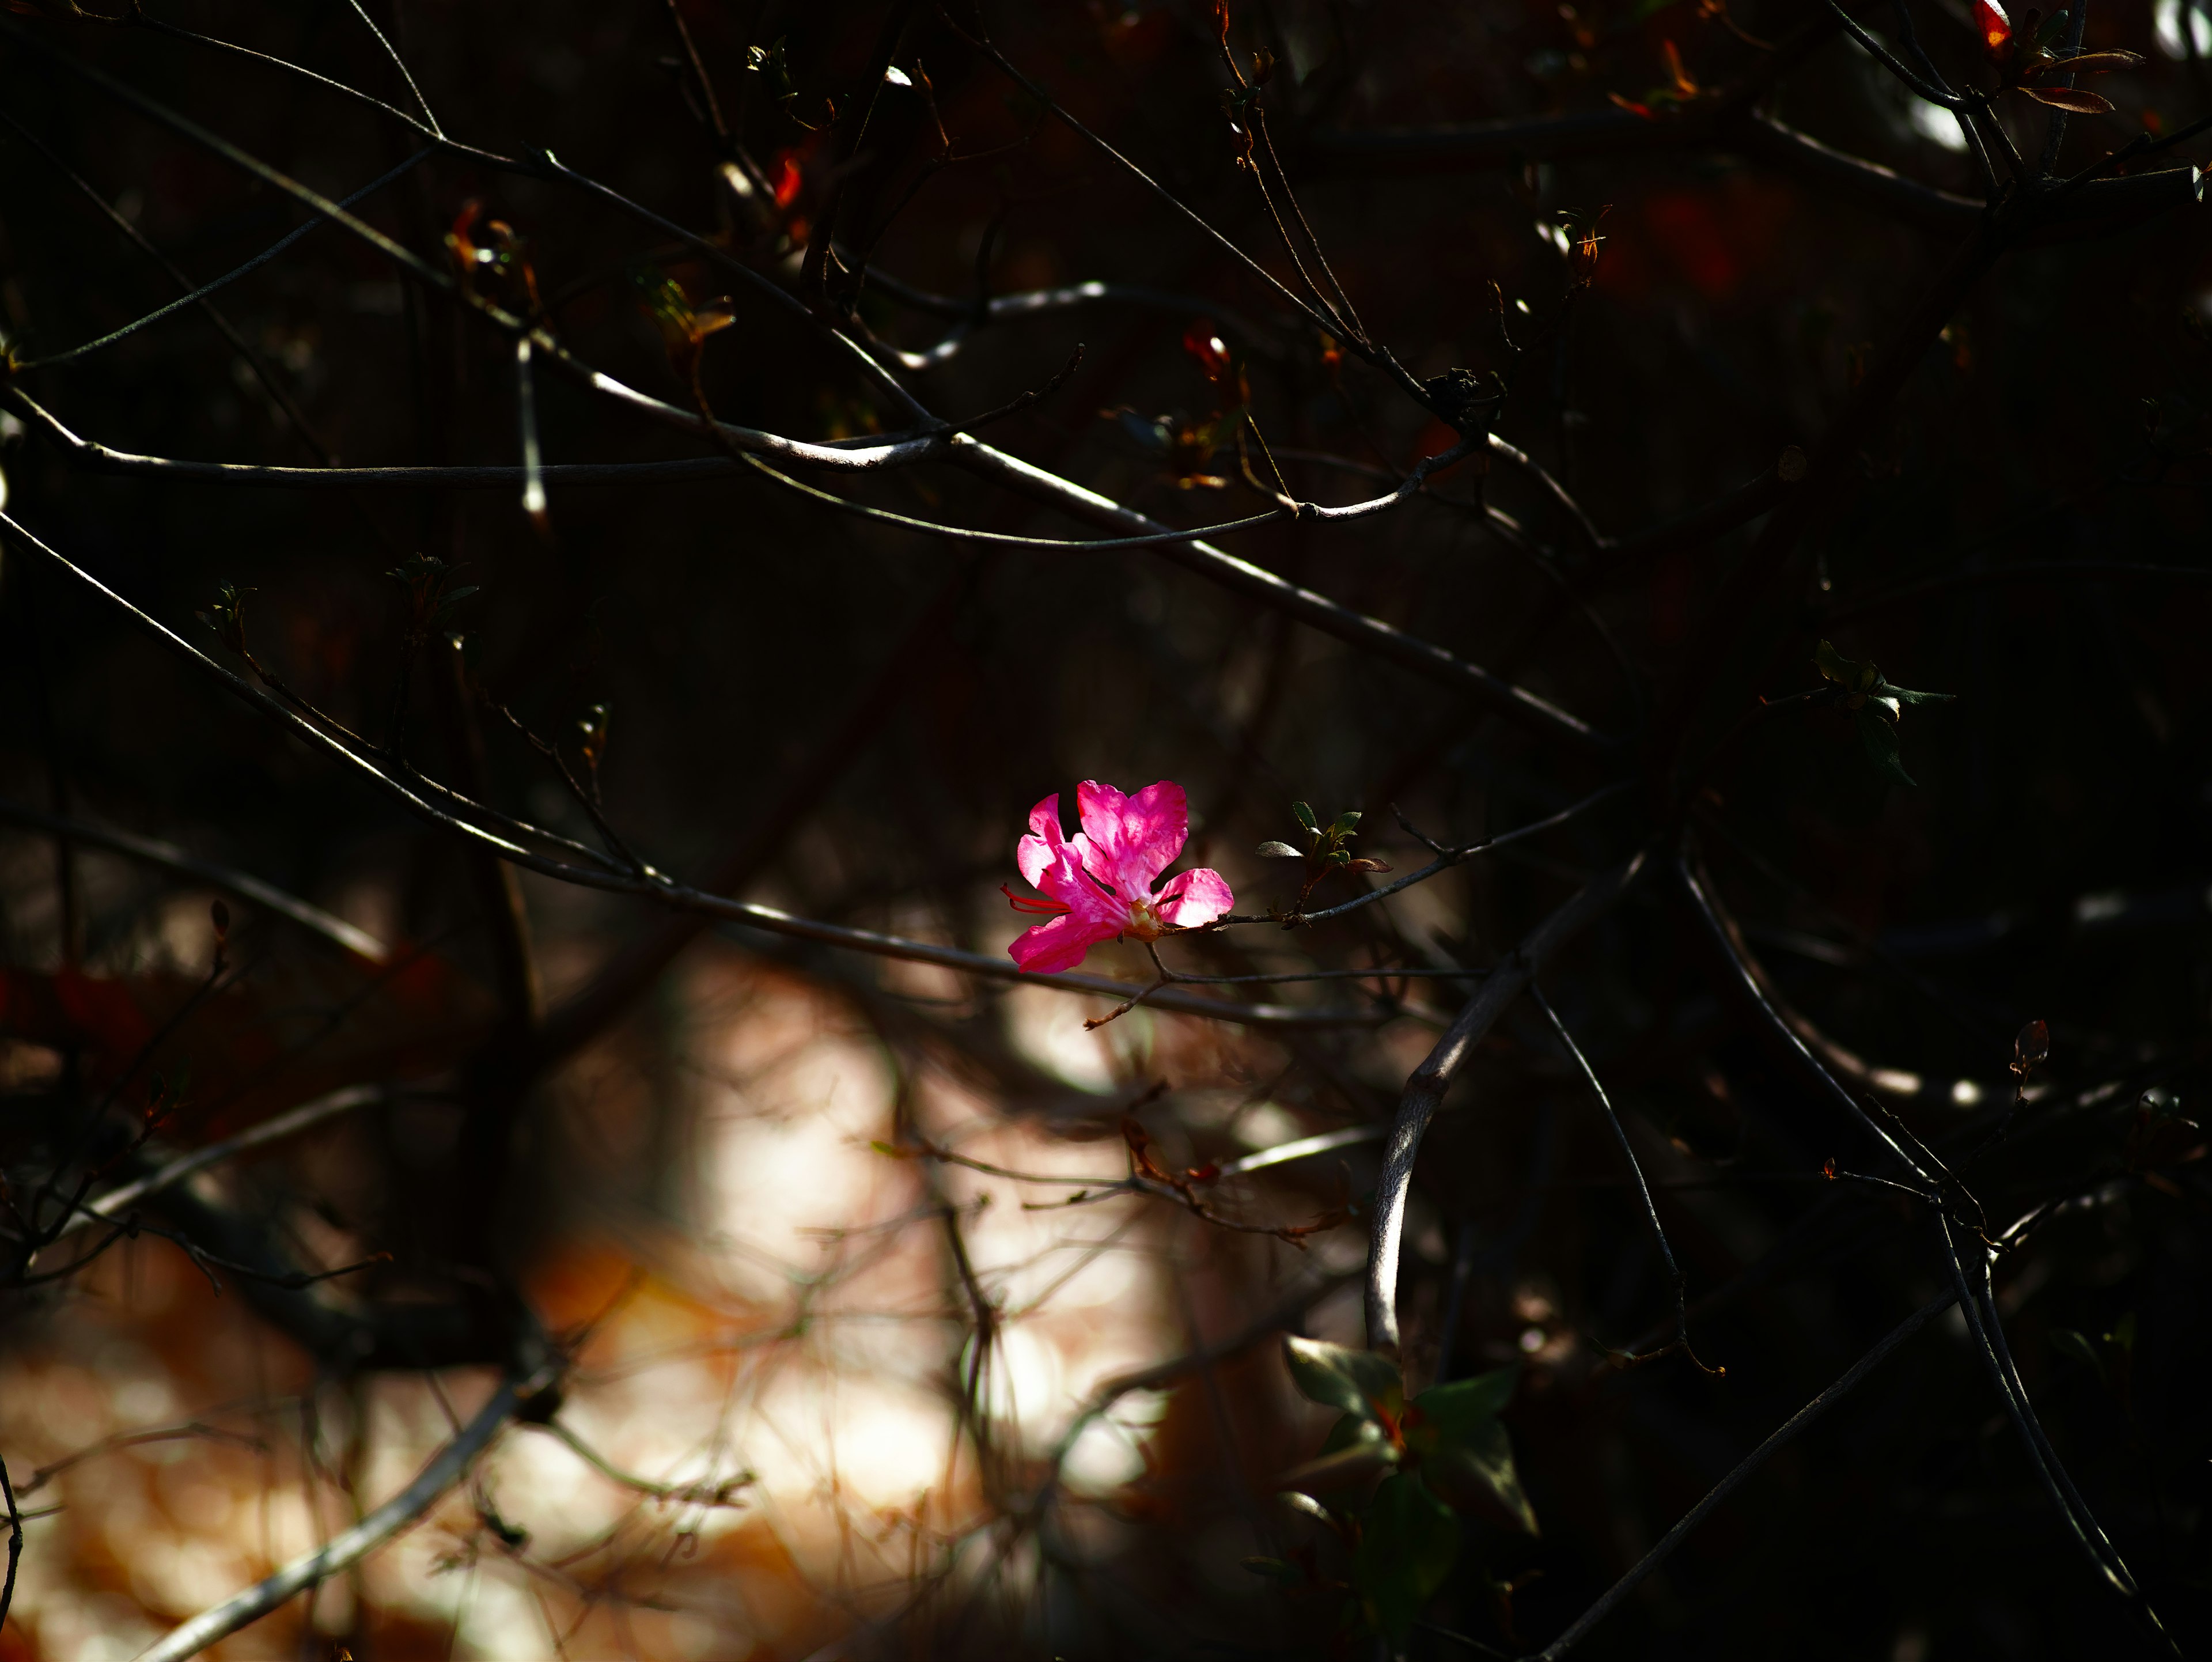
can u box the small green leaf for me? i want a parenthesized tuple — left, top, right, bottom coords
(1114, 407, 1172, 455)
(1276, 1489, 1334, 1523)
(1422, 1418, 1540, 1534)
(2051, 1327, 2105, 1381)
(1855, 706, 1918, 788)
(1290, 801, 1320, 835)
(1411, 1364, 1519, 1447)
(1815, 638, 1878, 694)
(1241, 1555, 1305, 1585)
(1327, 847, 1351, 866)
(2107, 1312, 2137, 1353)
(1354, 1474, 1460, 1644)
(1327, 809, 1362, 841)
(1283, 1336, 1403, 1419)
(1255, 840, 1305, 860)
(1281, 1437, 1399, 1496)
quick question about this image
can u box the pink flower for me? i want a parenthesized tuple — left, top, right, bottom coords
(1005, 781, 1235, 974)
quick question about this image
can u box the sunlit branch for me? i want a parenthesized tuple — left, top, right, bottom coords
(528, 1420, 752, 1509)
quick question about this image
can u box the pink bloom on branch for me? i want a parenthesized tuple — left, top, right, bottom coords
(1005, 781, 1234, 974)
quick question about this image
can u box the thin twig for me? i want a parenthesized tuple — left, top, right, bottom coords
(1531, 986, 1717, 1373)
(1527, 1292, 1956, 1659)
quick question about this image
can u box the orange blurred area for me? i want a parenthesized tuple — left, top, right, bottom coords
(0, 949, 1355, 1658)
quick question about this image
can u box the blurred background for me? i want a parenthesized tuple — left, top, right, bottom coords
(0, 0, 2209, 1656)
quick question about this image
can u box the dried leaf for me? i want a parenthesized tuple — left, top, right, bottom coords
(2022, 85, 2114, 113)
(2047, 48, 2145, 72)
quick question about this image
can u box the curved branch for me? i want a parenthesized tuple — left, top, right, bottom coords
(0, 796, 387, 961)
(1366, 847, 1651, 1350)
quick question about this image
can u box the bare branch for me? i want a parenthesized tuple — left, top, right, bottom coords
(0, 797, 389, 963)
(1368, 847, 1652, 1350)
(135, 1378, 523, 1662)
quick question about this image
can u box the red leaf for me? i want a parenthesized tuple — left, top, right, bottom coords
(1974, 0, 2012, 55)
(771, 150, 804, 210)
(1181, 319, 1230, 378)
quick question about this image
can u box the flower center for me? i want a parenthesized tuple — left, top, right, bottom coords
(1123, 897, 1165, 941)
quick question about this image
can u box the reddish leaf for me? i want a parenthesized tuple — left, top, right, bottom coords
(1181, 319, 1231, 379)
(771, 149, 804, 210)
(2014, 1019, 2051, 1076)
(1974, 0, 2012, 55)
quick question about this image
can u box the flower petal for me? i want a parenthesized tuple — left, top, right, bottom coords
(1009, 913, 1119, 974)
(1016, 793, 1066, 889)
(1155, 866, 1234, 928)
(1076, 779, 1189, 894)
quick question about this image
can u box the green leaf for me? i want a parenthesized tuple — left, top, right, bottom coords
(1354, 1474, 1460, 1645)
(1855, 707, 1917, 788)
(1410, 1364, 1519, 1448)
(1290, 801, 1320, 835)
(1283, 1336, 1403, 1420)
(1282, 1437, 1399, 1496)
(2107, 1312, 2137, 1353)
(1878, 680, 1956, 706)
(1113, 408, 1172, 455)
(2050, 1327, 2105, 1381)
(1241, 1555, 1305, 1585)
(1421, 1418, 1540, 1535)
(1327, 810, 1362, 841)
(1815, 638, 1878, 694)
(1276, 1489, 1335, 1523)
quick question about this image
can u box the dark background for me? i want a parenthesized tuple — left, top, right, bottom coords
(1, 0, 2209, 1656)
